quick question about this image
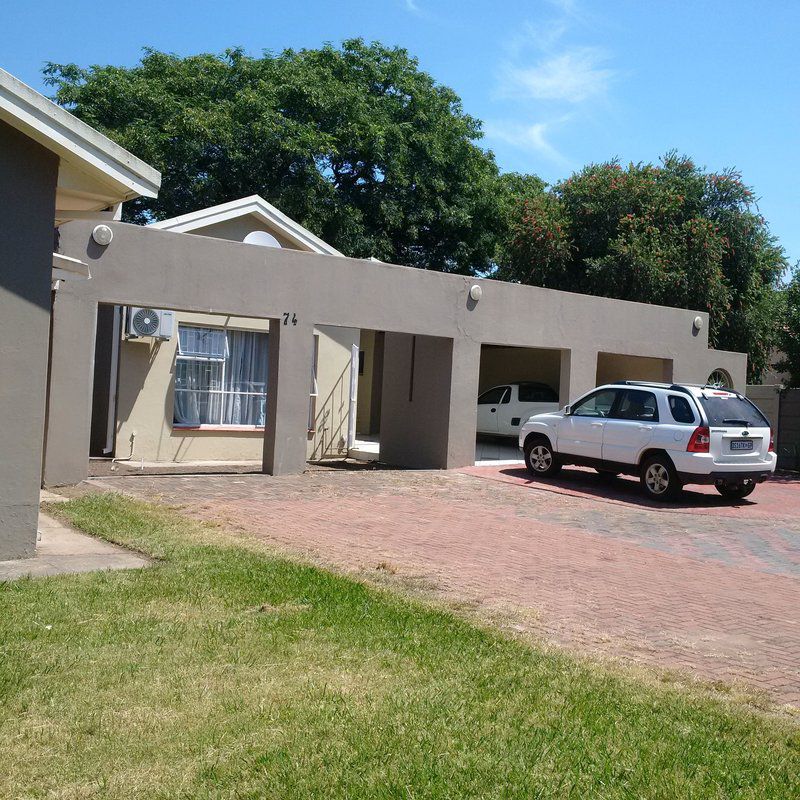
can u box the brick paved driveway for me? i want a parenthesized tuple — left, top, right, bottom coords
(92, 465, 800, 706)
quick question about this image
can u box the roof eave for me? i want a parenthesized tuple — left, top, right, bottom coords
(0, 68, 161, 201)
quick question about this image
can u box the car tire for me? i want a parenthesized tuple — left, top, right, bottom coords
(524, 439, 562, 478)
(640, 455, 681, 501)
(715, 482, 756, 500)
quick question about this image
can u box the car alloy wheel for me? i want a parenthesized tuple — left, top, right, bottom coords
(640, 455, 680, 501)
(529, 445, 553, 473)
(645, 463, 670, 495)
(524, 439, 561, 478)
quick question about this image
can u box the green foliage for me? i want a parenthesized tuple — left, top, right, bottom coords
(44, 42, 504, 273)
(500, 154, 788, 381)
(776, 270, 800, 386)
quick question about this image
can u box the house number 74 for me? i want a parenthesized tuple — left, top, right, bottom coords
(283, 312, 298, 326)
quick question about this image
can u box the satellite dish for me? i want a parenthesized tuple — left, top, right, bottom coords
(243, 230, 282, 248)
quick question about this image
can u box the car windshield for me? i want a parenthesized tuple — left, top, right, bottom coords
(698, 394, 768, 427)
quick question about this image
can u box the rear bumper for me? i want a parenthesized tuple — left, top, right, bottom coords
(677, 470, 773, 486)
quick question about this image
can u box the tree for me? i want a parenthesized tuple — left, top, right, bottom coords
(499, 154, 787, 381)
(45, 41, 504, 273)
(776, 270, 800, 386)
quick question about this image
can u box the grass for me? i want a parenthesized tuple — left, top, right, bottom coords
(0, 494, 798, 799)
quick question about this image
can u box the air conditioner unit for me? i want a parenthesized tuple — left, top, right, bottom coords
(125, 307, 175, 340)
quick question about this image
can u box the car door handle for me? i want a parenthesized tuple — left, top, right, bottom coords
(640, 425, 654, 431)
(590, 422, 603, 427)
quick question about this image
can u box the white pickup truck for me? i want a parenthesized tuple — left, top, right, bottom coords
(477, 382, 560, 437)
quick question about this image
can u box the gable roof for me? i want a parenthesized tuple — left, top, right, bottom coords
(0, 68, 161, 222)
(149, 195, 343, 257)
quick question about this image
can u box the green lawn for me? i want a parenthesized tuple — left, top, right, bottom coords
(1, 494, 798, 799)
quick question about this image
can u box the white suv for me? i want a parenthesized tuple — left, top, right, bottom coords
(518, 381, 776, 501)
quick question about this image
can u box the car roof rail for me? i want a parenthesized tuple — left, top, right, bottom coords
(619, 380, 672, 388)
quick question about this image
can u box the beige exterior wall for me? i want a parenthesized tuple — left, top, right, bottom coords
(595, 352, 673, 386)
(190, 214, 303, 248)
(115, 312, 357, 463)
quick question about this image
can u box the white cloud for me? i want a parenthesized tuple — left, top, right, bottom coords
(484, 119, 571, 166)
(403, 0, 421, 13)
(501, 47, 614, 104)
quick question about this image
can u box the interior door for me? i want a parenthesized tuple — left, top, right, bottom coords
(556, 388, 619, 459)
(601, 389, 658, 465)
(476, 386, 509, 434)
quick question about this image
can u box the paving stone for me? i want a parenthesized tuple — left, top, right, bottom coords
(90, 465, 800, 705)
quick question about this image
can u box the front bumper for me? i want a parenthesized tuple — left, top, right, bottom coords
(677, 470, 773, 486)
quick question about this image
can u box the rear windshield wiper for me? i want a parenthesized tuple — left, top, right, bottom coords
(722, 418, 751, 426)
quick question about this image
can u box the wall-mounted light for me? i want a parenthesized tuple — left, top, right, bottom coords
(469, 284, 483, 302)
(693, 315, 703, 331)
(92, 224, 113, 246)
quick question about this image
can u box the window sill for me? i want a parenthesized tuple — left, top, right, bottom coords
(173, 424, 265, 432)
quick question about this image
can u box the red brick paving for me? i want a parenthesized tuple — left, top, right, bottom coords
(91, 466, 800, 706)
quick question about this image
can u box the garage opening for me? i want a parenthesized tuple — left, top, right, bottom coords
(476, 345, 564, 463)
(595, 352, 673, 387)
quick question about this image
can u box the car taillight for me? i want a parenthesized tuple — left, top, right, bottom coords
(769, 430, 775, 452)
(687, 426, 710, 453)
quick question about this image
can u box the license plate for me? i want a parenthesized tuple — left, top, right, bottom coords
(730, 440, 754, 451)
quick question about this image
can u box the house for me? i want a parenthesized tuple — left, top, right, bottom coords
(88, 196, 359, 467)
(0, 67, 160, 560)
(45, 208, 748, 492)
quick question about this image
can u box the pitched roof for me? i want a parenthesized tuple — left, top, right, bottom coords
(149, 195, 343, 257)
(0, 68, 161, 221)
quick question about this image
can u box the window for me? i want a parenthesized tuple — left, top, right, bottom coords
(478, 386, 510, 405)
(668, 395, 696, 424)
(572, 389, 618, 417)
(615, 389, 659, 422)
(518, 383, 558, 403)
(174, 325, 268, 427)
(707, 369, 733, 389)
(698, 393, 769, 427)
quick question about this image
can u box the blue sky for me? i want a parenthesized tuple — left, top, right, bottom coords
(2, 0, 798, 268)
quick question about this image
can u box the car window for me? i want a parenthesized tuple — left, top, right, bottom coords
(614, 389, 659, 422)
(571, 389, 618, 418)
(518, 384, 558, 403)
(478, 386, 508, 405)
(668, 395, 696, 424)
(698, 393, 769, 427)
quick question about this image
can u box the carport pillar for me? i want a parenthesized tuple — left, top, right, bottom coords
(262, 319, 314, 475)
(42, 287, 98, 486)
(560, 348, 598, 405)
(379, 333, 479, 470)
(445, 337, 482, 467)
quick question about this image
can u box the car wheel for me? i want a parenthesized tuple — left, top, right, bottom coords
(715, 482, 756, 500)
(640, 455, 680, 501)
(524, 439, 561, 478)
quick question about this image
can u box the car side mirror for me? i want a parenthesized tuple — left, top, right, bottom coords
(563, 405, 571, 416)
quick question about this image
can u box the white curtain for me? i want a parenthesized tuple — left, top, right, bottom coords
(223, 330, 268, 425)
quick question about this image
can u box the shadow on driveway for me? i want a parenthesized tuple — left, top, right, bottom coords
(460, 465, 800, 517)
